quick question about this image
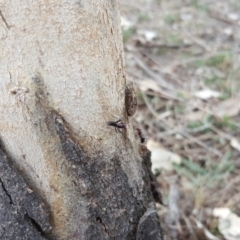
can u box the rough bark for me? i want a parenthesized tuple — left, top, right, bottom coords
(0, 148, 51, 240)
(0, 1, 163, 239)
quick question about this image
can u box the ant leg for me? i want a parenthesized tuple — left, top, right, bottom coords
(117, 128, 122, 133)
(115, 127, 122, 133)
(115, 119, 122, 123)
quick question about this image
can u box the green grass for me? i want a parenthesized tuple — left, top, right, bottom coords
(187, 117, 212, 132)
(177, 92, 186, 100)
(205, 54, 226, 66)
(173, 151, 235, 189)
(122, 28, 135, 43)
(213, 116, 238, 132)
(218, 88, 232, 100)
(187, 121, 204, 129)
(166, 34, 183, 44)
(157, 48, 169, 55)
(138, 13, 150, 22)
(187, 116, 238, 132)
(164, 14, 180, 25)
(190, 0, 208, 12)
(182, 158, 207, 175)
(174, 104, 185, 114)
(204, 76, 225, 86)
(193, 52, 232, 69)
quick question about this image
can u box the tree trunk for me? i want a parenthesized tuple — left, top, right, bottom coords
(0, 1, 163, 239)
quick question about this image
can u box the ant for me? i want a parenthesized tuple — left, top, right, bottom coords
(107, 119, 126, 133)
(135, 128, 147, 143)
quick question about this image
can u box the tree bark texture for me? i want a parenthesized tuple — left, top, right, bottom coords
(0, 148, 51, 240)
(0, 1, 163, 239)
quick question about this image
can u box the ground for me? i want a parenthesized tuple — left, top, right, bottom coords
(120, 0, 240, 239)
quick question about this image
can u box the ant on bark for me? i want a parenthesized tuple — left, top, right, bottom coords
(135, 128, 147, 144)
(107, 119, 126, 133)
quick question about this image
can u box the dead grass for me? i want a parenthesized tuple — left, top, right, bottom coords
(120, 0, 240, 239)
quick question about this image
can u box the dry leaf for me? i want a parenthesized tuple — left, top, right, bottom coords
(212, 98, 240, 118)
(27, 187, 33, 193)
(184, 111, 206, 121)
(147, 139, 182, 172)
(137, 29, 157, 41)
(194, 89, 221, 100)
(228, 13, 239, 21)
(180, 13, 193, 21)
(230, 138, 240, 152)
(213, 208, 240, 240)
(138, 79, 162, 92)
(223, 27, 233, 36)
(121, 17, 134, 30)
(193, 218, 220, 240)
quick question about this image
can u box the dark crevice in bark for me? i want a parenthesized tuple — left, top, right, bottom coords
(25, 213, 46, 237)
(0, 177, 14, 204)
(96, 216, 108, 234)
(0, 9, 10, 29)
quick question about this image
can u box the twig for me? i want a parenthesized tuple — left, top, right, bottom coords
(210, 125, 233, 141)
(133, 56, 174, 90)
(190, 105, 240, 129)
(214, 176, 240, 206)
(141, 91, 171, 120)
(208, 11, 239, 25)
(142, 92, 222, 157)
(166, 178, 180, 238)
(136, 41, 192, 49)
(186, 123, 212, 133)
(171, 52, 220, 68)
(161, 118, 222, 157)
(185, 31, 212, 53)
(191, 217, 220, 240)
(178, 131, 223, 158)
(171, 127, 222, 157)
(144, 89, 181, 101)
(225, 192, 240, 207)
(142, 52, 191, 91)
(156, 129, 179, 138)
(181, 214, 198, 240)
